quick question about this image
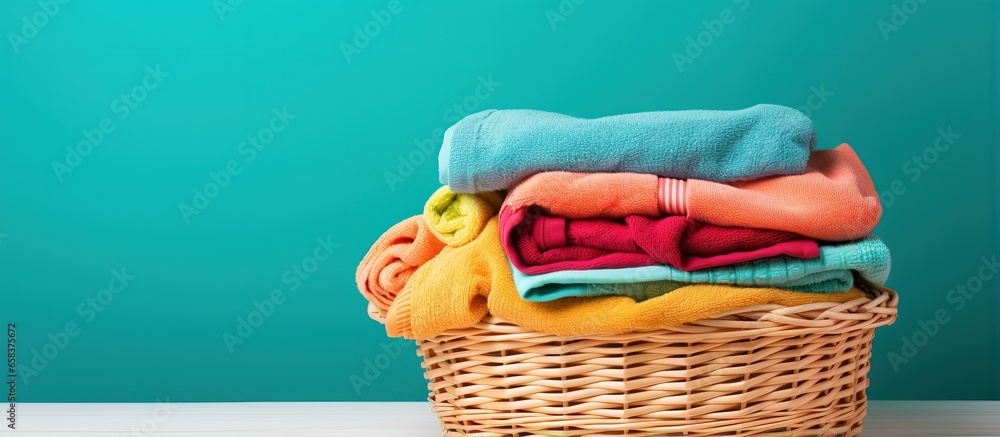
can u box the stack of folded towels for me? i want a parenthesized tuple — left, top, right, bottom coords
(357, 104, 890, 340)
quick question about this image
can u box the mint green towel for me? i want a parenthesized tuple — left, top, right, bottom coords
(511, 236, 890, 302)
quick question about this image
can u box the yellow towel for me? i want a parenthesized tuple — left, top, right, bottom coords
(423, 186, 503, 247)
(385, 217, 869, 340)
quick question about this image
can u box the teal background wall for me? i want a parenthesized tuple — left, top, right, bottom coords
(0, 0, 996, 402)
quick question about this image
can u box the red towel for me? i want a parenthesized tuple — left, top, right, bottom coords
(500, 207, 820, 274)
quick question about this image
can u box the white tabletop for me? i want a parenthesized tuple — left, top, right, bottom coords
(5, 401, 999, 436)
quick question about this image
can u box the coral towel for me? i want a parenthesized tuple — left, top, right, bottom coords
(502, 144, 880, 241)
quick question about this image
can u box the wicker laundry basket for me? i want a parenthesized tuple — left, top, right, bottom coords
(369, 282, 898, 437)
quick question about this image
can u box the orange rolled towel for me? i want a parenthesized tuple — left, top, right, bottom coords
(356, 216, 446, 311)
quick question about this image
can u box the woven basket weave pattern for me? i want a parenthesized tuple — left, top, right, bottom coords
(406, 287, 897, 436)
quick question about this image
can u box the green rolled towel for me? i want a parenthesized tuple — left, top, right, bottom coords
(423, 186, 503, 247)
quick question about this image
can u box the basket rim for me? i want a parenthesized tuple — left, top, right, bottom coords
(367, 279, 897, 337)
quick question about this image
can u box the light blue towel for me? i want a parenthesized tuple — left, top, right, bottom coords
(439, 104, 816, 193)
(511, 236, 891, 302)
